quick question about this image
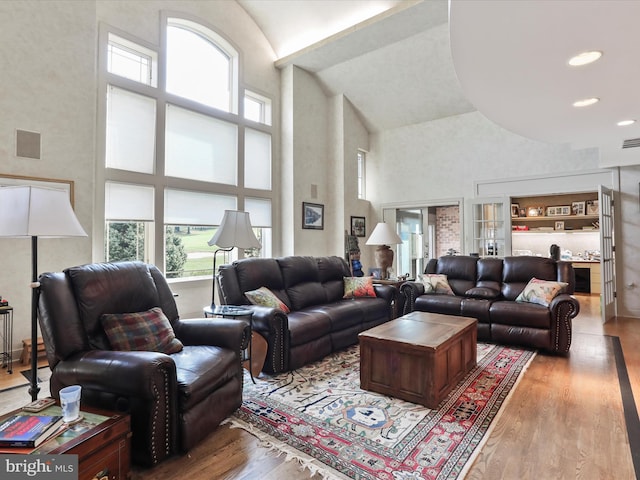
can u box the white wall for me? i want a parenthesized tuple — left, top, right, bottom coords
(0, 0, 280, 352)
(0, 1, 96, 355)
(616, 165, 640, 318)
(369, 111, 601, 204)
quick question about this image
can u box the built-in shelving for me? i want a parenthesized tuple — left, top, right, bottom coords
(511, 193, 599, 233)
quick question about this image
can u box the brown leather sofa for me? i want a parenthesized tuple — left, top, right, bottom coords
(217, 255, 396, 372)
(37, 261, 249, 466)
(400, 255, 580, 354)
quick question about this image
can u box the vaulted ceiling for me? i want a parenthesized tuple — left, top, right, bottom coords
(238, 0, 640, 158)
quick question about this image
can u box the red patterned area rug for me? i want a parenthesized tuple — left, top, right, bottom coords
(229, 343, 535, 480)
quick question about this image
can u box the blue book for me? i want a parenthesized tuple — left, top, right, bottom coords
(0, 415, 64, 447)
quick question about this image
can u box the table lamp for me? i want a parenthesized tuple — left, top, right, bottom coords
(365, 222, 402, 279)
(0, 185, 87, 400)
(208, 210, 261, 305)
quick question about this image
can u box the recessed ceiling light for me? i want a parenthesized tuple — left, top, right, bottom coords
(573, 97, 599, 107)
(568, 51, 603, 66)
(617, 119, 636, 126)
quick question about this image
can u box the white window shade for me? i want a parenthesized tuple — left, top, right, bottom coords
(165, 104, 237, 185)
(106, 86, 156, 173)
(166, 23, 233, 111)
(245, 197, 271, 227)
(165, 189, 236, 225)
(105, 182, 154, 221)
(244, 128, 271, 190)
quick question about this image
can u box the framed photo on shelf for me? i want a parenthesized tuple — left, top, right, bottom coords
(554, 221, 565, 231)
(302, 202, 324, 230)
(368, 267, 382, 279)
(511, 204, 519, 218)
(350, 216, 366, 237)
(547, 205, 570, 217)
(586, 199, 599, 215)
(572, 201, 585, 216)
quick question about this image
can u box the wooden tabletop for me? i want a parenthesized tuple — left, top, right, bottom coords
(359, 311, 477, 348)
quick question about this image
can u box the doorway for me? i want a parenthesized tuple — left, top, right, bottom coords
(393, 204, 461, 279)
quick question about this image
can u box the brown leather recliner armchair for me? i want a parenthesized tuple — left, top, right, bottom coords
(37, 261, 249, 466)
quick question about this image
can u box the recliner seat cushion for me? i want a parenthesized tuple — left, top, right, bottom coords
(174, 345, 239, 411)
(287, 310, 332, 346)
(308, 301, 364, 331)
(415, 294, 464, 315)
(489, 301, 551, 329)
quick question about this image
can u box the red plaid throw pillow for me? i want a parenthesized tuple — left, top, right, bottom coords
(101, 307, 183, 354)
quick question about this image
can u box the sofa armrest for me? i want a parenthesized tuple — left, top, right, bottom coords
(373, 284, 396, 304)
(548, 294, 581, 353)
(51, 350, 177, 467)
(399, 281, 426, 315)
(52, 350, 176, 400)
(225, 305, 290, 373)
(175, 318, 250, 351)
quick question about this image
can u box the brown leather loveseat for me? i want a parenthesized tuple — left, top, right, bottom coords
(400, 255, 580, 354)
(37, 261, 248, 466)
(217, 255, 396, 372)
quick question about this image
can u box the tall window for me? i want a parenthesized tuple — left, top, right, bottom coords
(357, 150, 366, 199)
(101, 17, 273, 279)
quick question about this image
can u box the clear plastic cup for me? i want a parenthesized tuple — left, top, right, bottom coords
(59, 385, 82, 422)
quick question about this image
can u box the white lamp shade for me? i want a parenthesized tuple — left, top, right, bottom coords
(207, 210, 261, 249)
(0, 186, 87, 238)
(365, 222, 402, 246)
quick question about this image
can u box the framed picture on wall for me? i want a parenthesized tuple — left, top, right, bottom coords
(302, 202, 324, 229)
(555, 221, 565, 231)
(350, 216, 366, 237)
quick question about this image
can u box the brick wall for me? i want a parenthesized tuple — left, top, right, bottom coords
(436, 206, 460, 257)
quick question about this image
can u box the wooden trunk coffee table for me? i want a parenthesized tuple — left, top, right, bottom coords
(359, 311, 477, 408)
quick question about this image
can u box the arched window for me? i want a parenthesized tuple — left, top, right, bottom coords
(166, 19, 238, 113)
(100, 17, 272, 279)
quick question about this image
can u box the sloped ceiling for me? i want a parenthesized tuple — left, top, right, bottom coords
(238, 0, 640, 158)
(238, 0, 473, 133)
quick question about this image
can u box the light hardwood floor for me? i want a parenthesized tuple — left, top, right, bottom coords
(1, 295, 636, 479)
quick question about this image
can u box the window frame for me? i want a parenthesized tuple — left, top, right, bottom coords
(357, 149, 366, 200)
(97, 17, 274, 280)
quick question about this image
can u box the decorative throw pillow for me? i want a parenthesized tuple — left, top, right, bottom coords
(421, 274, 455, 295)
(245, 286, 290, 313)
(343, 276, 377, 298)
(101, 307, 183, 354)
(515, 277, 568, 307)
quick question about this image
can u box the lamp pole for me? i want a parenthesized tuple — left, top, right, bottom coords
(29, 235, 40, 401)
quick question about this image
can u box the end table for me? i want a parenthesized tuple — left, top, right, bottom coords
(203, 305, 256, 383)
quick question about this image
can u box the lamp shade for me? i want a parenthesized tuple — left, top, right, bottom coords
(0, 186, 87, 238)
(365, 222, 401, 246)
(207, 210, 261, 249)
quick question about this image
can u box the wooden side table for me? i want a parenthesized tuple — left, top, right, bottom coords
(1, 404, 131, 480)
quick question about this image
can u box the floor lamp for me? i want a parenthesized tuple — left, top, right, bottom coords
(0, 186, 87, 401)
(208, 210, 261, 305)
